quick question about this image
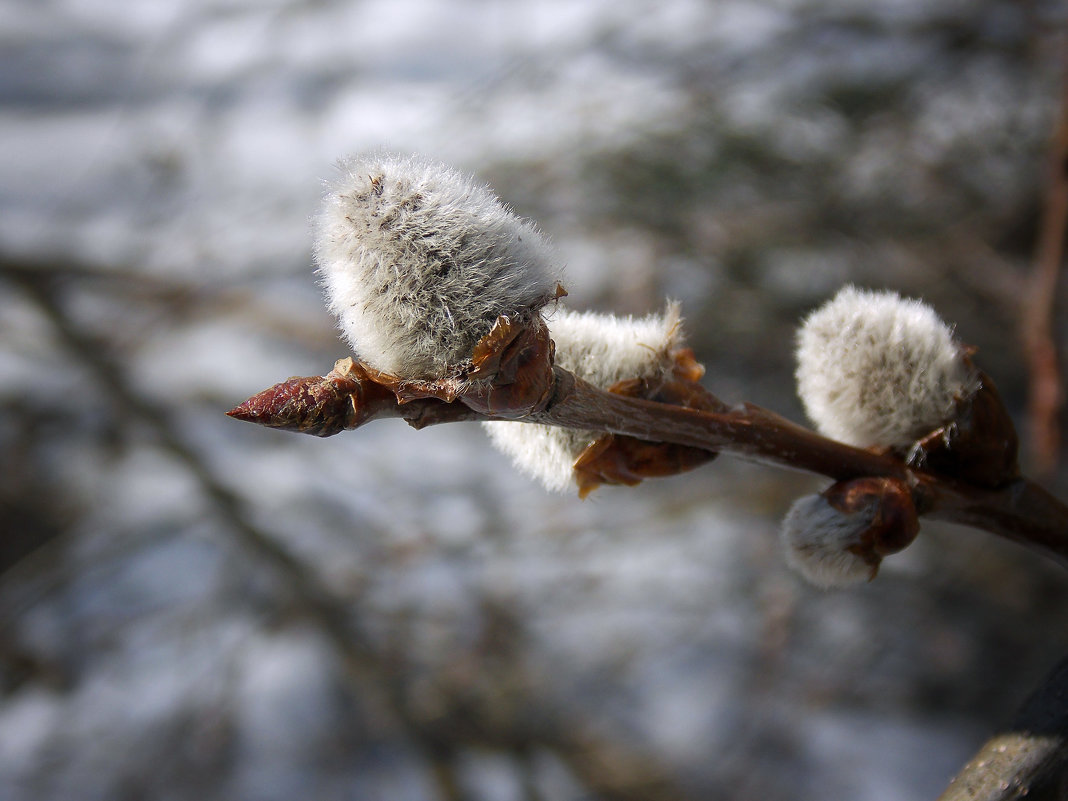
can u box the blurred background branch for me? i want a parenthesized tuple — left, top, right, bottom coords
(2, 1, 1067, 799)
(940, 653, 1068, 801)
(1, 262, 701, 801)
(1022, 59, 1068, 478)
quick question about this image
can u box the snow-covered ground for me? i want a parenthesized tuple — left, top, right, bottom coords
(1, 1, 1066, 799)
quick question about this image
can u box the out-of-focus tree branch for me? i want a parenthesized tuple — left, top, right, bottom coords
(2, 262, 701, 801)
(1022, 65, 1068, 476)
(939, 654, 1068, 801)
(0, 257, 332, 350)
(230, 357, 1068, 568)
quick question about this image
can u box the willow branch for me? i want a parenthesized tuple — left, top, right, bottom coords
(542, 367, 904, 480)
(552, 371, 1068, 565)
(229, 360, 1068, 567)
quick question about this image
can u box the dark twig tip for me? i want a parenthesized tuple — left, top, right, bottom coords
(225, 401, 254, 421)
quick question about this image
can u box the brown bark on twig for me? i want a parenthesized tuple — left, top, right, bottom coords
(230, 360, 1068, 567)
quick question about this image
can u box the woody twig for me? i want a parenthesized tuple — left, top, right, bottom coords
(228, 349, 1068, 569)
(229, 154, 1068, 581)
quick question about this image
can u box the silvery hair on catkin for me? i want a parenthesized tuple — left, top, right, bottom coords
(315, 153, 561, 379)
(795, 285, 979, 451)
(780, 493, 877, 588)
(483, 303, 684, 491)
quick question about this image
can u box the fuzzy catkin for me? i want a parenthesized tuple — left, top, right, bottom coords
(781, 493, 876, 588)
(315, 153, 561, 379)
(795, 285, 978, 451)
(483, 303, 684, 491)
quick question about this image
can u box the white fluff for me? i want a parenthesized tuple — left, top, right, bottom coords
(781, 493, 875, 589)
(483, 303, 684, 491)
(315, 153, 561, 378)
(795, 285, 978, 450)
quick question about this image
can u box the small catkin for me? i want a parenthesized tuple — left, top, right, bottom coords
(795, 285, 979, 451)
(780, 493, 877, 589)
(483, 303, 684, 492)
(315, 153, 561, 379)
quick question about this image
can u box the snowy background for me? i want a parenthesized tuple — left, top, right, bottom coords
(2, 0, 1068, 799)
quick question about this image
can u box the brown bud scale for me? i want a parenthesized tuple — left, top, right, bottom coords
(823, 476, 920, 577)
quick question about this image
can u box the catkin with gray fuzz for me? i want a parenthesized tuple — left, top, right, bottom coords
(781, 493, 878, 588)
(483, 303, 684, 491)
(795, 285, 978, 451)
(315, 153, 561, 379)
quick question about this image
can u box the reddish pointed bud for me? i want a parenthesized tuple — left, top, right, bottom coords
(226, 358, 396, 437)
(226, 374, 353, 437)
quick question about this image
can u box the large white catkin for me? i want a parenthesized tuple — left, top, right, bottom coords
(314, 153, 561, 379)
(483, 303, 684, 492)
(780, 493, 876, 589)
(794, 285, 979, 451)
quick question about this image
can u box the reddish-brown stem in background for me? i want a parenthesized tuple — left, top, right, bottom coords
(229, 362, 1068, 567)
(1022, 65, 1068, 476)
